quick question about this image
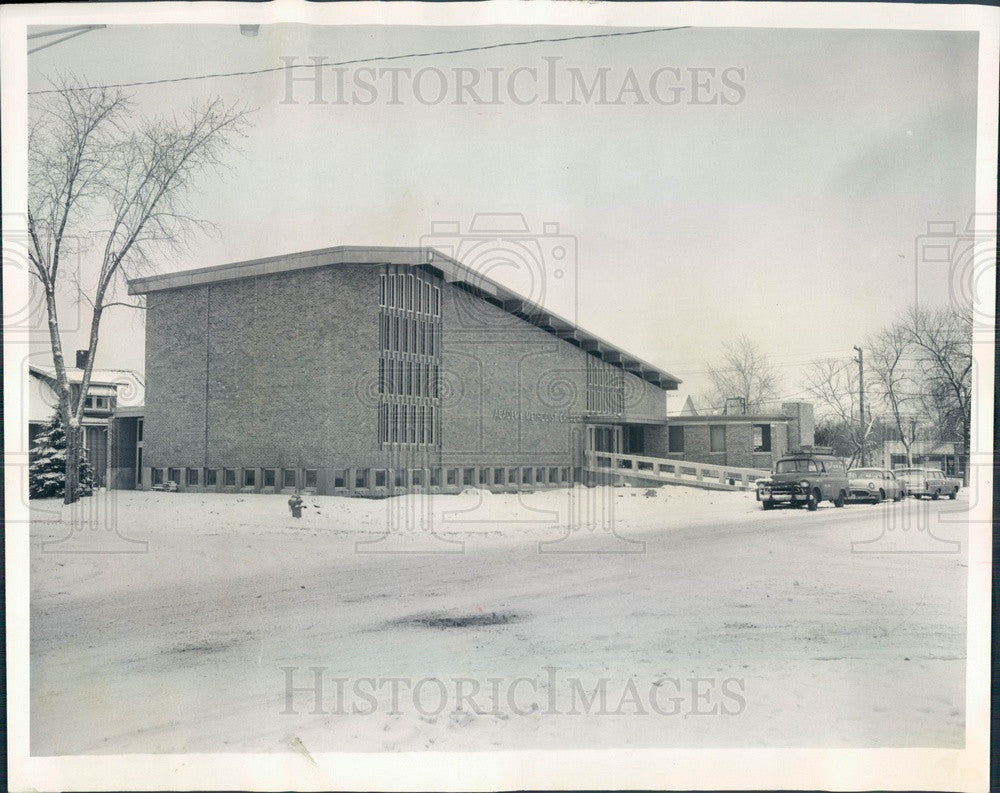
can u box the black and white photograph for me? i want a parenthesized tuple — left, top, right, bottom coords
(3, 2, 996, 791)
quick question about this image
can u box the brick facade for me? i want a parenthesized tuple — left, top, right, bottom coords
(139, 253, 677, 495)
(651, 402, 814, 471)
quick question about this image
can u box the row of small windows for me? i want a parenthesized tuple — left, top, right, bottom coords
(150, 465, 574, 490)
(378, 402, 437, 445)
(380, 313, 440, 356)
(379, 357, 439, 398)
(380, 272, 441, 316)
(586, 355, 625, 416)
(153, 467, 319, 489)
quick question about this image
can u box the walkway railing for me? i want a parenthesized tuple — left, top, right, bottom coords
(585, 451, 771, 492)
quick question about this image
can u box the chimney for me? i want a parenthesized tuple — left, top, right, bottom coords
(75, 349, 89, 369)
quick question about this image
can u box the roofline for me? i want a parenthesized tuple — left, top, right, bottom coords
(29, 365, 122, 387)
(666, 414, 793, 423)
(127, 245, 682, 390)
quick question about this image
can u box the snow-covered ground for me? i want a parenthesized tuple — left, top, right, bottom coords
(30, 485, 968, 754)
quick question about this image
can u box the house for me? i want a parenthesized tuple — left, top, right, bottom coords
(29, 353, 145, 489)
(127, 245, 685, 495)
(660, 399, 815, 470)
(881, 440, 964, 477)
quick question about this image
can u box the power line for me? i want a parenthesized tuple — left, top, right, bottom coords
(28, 26, 690, 96)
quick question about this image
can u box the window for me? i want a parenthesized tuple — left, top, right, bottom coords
(243, 469, 256, 487)
(508, 468, 518, 484)
(283, 469, 296, 488)
(549, 467, 559, 483)
(522, 468, 532, 484)
(152, 467, 164, 485)
(494, 468, 504, 485)
(334, 470, 347, 488)
(395, 469, 405, 487)
(479, 468, 490, 485)
(775, 459, 818, 473)
(137, 419, 144, 441)
(186, 468, 200, 486)
(536, 467, 545, 483)
(137, 449, 143, 483)
(560, 467, 569, 483)
(463, 468, 475, 486)
(444, 468, 456, 486)
(710, 425, 726, 453)
(168, 467, 182, 484)
(379, 274, 387, 306)
(224, 468, 237, 487)
(355, 469, 367, 489)
(304, 469, 318, 489)
(375, 469, 387, 488)
(263, 468, 276, 488)
(205, 468, 218, 486)
(411, 469, 423, 487)
(429, 468, 440, 487)
(432, 286, 440, 316)
(753, 424, 772, 453)
(668, 426, 685, 453)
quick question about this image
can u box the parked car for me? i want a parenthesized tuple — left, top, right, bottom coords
(894, 467, 950, 500)
(757, 448, 850, 511)
(924, 468, 962, 499)
(847, 467, 905, 503)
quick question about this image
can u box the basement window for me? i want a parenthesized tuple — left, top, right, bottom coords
(204, 469, 218, 486)
(304, 469, 318, 489)
(243, 469, 256, 488)
(186, 468, 200, 486)
(263, 468, 276, 488)
(223, 468, 237, 487)
(283, 469, 297, 488)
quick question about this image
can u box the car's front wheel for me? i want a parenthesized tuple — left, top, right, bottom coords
(949, 488, 957, 500)
(872, 489, 883, 505)
(762, 500, 774, 511)
(894, 490, 903, 501)
(834, 491, 845, 508)
(932, 490, 940, 500)
(807, 489, 820, 511)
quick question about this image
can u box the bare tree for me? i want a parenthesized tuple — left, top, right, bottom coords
(28, 78, 251, 503)
(704, 335, 781, 414)
(865, 321, 921, 467)
(902, 305, 973, 482)
(801, 358, 875, 468)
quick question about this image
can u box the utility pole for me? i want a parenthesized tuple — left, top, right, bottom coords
(853, 345, 865, 465)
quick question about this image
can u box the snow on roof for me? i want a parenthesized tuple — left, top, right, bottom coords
(127, 245, 681, 391)
(30, 365, 145, 405)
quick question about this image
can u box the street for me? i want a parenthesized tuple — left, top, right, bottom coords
(30, 487, 968, 754)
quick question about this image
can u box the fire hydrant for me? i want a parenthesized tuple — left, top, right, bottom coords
(288, 493, 304, 519)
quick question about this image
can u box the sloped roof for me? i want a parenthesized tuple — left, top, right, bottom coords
(127, 245, 681, 390)
(30, 365, 145, 404)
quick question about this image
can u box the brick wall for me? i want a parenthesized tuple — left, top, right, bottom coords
(144, 264, 382, 487)
(440, 284, 589, 470)
(650, 419, 791, 471)
(144, 259, 673, 494)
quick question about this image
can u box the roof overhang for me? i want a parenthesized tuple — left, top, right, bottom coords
(128, 245, 682, 391)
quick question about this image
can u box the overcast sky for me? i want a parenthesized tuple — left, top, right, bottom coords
(27, 24, 978, 401)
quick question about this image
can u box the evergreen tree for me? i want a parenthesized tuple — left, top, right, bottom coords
(29, 414, 94, 499)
